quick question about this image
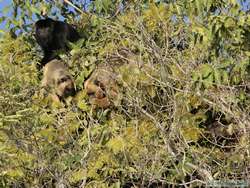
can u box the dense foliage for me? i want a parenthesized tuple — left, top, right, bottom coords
(1, 0, 250, 187)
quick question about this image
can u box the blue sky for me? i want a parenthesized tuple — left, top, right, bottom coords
(0, 0, 9, 11)
(0, 0, 11, 30)
(0, 0, 249, 30)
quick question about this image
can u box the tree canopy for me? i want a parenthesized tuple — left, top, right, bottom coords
(1, 0, 250, 187)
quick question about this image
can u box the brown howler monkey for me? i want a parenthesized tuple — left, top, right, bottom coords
(84, 64, 119, 109)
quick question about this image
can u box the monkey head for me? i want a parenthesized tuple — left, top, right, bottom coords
(35, 18, 55, 50)
(34, 18, 80, 68)
(84, 65, 118, 109)
(42, 60, 75, 100)
(53, 70, 75, 98)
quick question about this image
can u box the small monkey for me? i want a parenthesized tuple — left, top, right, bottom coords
(41, 59, 75, 101)
(84, 64, 118, 109)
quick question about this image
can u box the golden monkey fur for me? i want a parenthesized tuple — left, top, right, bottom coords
(41, 59, 75, 101)
(84, 64, 118, 109)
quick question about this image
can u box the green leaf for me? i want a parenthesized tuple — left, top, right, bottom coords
(77, 100, 89, 111)
(37, 128, 56, 142)
(69, 169, 87, 183)
(221, 70, 229, 85)
(107, 137, 125, 154)
(192, 72, 200, 82)
(214, 69, 221, 84)
(199, 64, 213, 78)
(224, 17, 235, 28)
(40, 113, 55, 125)
(1, 168, 24, 178)
(203, 72, 214, 88)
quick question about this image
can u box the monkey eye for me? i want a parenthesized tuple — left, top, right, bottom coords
(58, 76, 70, 84)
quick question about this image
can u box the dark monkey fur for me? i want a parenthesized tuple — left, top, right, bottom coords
(35, 18, 80, 68)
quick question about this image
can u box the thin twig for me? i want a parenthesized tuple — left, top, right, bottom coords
(63, 0, 90, 16)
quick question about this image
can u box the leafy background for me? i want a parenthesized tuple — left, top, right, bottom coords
(1, 0, 250, 187)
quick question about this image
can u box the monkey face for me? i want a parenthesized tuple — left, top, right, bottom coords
(36, 27, 53, 48)
(55, 75, 75, 98)
(35, 19, 54, 49)
(41, 60, 76, 102)
(84, 67, 119, 109)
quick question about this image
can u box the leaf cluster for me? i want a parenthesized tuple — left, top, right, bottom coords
(1, 1, 250, 187)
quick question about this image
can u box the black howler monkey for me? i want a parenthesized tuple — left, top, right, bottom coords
(35, 18, 80, 69)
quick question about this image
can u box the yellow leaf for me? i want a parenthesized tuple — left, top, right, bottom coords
(69, 169, 87, 183)
(107, 137, 125, 154)
(37, 128, 56, 142)
(40, 113, 55, 125)
(181, 124, 202, 142)
(1, 168, 24, 178)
